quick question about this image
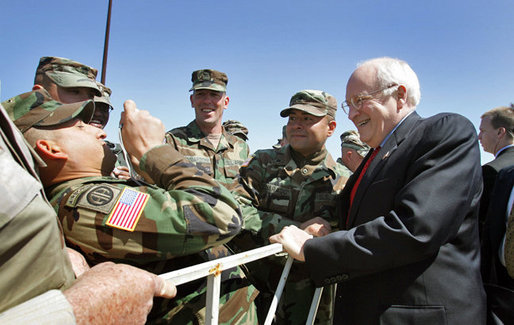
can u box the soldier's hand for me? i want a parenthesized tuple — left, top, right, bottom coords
(300, 217, 332, 237)
(120, 100, 165, 160)
(64, 262, 176, 325)
(111, 166, 131, 180)
(269, 225, 311, 262)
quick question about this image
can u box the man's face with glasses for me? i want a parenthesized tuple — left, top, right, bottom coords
(344, 65, 401, 148)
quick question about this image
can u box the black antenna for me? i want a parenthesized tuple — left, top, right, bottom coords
(100, 0, 112, 85)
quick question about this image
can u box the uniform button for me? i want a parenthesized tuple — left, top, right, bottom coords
(302, 168, 308, 174)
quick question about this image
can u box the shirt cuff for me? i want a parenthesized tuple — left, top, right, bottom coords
(0, 290, 76, 324)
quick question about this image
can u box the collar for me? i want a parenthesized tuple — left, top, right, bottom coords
(379, 111, 415, 148)
(495, 144, 514, 158)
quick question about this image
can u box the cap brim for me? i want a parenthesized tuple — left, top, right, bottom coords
(46, 71, 101, 96)
(36, 100, 95, 127)
(94, 95, 112, 106)
(280, 104, 327, 117)
(189, 81, 226, 92)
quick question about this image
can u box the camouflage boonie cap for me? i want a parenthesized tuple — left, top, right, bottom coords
(280, 90, 337, 119)
(35, 56, 101, 96)
(223, 120, 249, 140)
(2, 88, 94, 133)
(340, 130, 370, 152)
(190, 69, 228, 92)
(94, 82, 113, 110)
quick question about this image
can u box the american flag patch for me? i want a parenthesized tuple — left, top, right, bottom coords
(106, 187, 149, 232)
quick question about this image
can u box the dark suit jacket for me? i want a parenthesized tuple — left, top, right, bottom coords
(481, 165, 514, 324)
(480, 146, 514, 233)
(303, 112, 486, 325)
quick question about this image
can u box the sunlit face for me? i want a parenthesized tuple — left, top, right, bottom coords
(286, 109, 335, 157)
(53, 119, 116, 175)
(90, 102, 111, 129)
(190, 89, 229, 129)
(478, 116, 500, 154)
(45, 83, 97, 104)
(345, 66, 399, 148)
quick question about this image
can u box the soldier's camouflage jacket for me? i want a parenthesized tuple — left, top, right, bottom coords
(48, 144, 256, 324)
(164, 121, 259, 324)
(165, 121, 250, 191)
(232, 145, 348, 324)
(236, 145, 347, 239)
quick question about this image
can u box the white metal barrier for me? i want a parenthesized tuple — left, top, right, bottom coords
(158, 243, 323, 325)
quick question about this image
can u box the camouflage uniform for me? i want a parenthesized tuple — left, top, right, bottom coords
(166, 121, 250, 191)
(4, 89, 256, 324)
(161, 69, 257, 324)
(47, 143, 260, 324)
(223, 119, 249, 141)
(0, 102, 75, 314)
(335, 157, 353, 178)
(34, 56, 101, 95)
(232, 90, 348, 325)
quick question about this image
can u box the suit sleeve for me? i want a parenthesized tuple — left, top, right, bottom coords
(304, 114, 482, 286)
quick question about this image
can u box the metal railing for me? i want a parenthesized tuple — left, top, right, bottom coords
(158, 243, 323, 325)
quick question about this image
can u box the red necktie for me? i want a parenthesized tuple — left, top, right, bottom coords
(347, 146, 381, 227)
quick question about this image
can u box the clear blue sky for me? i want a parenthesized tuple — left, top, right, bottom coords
(1, 0, 513, 164)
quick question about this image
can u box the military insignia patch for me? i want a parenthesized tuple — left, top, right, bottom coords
(106, 187, 149, 232)
(68, 183, 121, 215)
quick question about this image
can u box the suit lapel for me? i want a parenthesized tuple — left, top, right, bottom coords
(346, 112, 422, 228)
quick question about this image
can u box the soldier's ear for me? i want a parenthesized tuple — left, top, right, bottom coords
(327, 120, 337, 137)
(32, 84, 44, 91)
(35, 139, 68, 160)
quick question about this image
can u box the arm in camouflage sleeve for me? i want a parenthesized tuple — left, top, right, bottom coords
(235, 154, 300, 240)
(57, 102, 242, 263)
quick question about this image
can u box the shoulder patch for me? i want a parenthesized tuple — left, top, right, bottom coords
(241, 155, 255, 168)
(105, 187, 149, 232)
(66, 183, 122, 215)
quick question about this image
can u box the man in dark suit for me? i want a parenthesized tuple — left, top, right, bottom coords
(270, 57, 486, 324)
(481, 165, 514, 324)
(478, 105, 514, 235)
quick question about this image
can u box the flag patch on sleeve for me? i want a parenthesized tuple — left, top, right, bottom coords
(106, 187, 149, 232)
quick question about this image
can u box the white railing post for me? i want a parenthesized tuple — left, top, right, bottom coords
(205, 273, 221, 325)
(158, 243, 323, 324)
(305, 287, 323, 325)
(264, 256, 294, 325)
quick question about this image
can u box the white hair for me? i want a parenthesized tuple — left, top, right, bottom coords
(358, 57, 421, 107)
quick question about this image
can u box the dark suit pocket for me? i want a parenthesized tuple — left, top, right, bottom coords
(379, 305, 447, 325)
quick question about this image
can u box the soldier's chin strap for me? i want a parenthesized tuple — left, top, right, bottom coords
(118, 123, 143, 185)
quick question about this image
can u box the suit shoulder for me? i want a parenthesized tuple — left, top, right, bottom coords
(421, 112, 477, 140)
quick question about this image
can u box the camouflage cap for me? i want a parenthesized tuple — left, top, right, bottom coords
(1, 88, 94, 133)
(340, 130, 370, 153)
(190, 69, 228, 92)
(93, 82, 113, 110)
(280, 90, 337, 119)
(223, 120, 249, 140)
(35, 56, 101, 96)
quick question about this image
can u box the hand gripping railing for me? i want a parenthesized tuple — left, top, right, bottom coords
(158, 243, 324, 325)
